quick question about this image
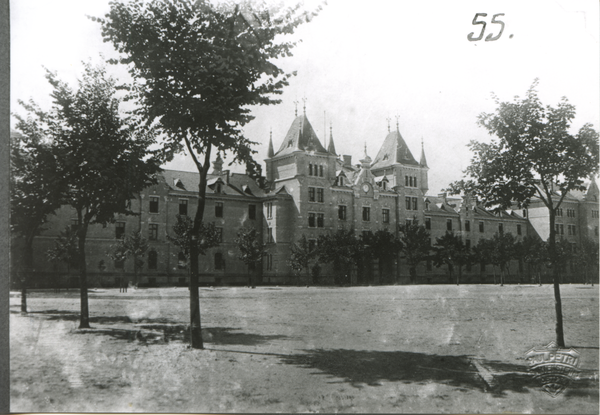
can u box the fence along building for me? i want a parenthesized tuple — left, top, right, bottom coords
(12, 112, 599, 287)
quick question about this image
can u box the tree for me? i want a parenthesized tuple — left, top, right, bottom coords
(167, 214, 222, 272)
(97, 0, 320, 349)
(432, 232, 469, 285)
(361, 230, 402, 284)
(449, 80, 599, 346)
(473, 238, 493, 283)
(489, 232, 517, 286)
(10, 125, 63, 312)
(46, 226, 80, 287)
(398, 221, 430, 284)
(288, 235, 319, 285)
(108, 231, 149, 287)
(577, 237, 599, 286)
(29, 63, 161, 329)
(520, 235, 547, 285)
(235, 227, 267, 287)
(318, 229, 362, 285)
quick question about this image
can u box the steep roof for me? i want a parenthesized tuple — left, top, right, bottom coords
(371, 129, 419, 170)
(274, 114, 328, 157)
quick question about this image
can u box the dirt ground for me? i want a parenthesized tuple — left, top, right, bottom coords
(9, 284, 600, 413)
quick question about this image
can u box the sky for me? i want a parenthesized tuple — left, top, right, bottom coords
(10, 0, 600, 194)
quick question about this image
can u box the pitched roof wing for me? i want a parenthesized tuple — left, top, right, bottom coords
(371, 130, 419, 170)
(275, 115, 328, 157)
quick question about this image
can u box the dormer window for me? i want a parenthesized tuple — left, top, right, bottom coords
(216, 183, 222, 193)
(339, 176, 344, 186)
(174, 178, 185, 190)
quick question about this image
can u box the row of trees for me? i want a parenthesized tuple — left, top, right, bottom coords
(288, 224, 599, 287)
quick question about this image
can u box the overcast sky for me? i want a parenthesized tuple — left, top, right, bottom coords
(11, 0, 600, 194)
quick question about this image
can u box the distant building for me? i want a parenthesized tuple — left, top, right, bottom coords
(11, 112, 599, 287)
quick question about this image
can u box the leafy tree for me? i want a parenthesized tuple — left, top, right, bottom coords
(449, 80, 599, 346)
(47, 226, 80, 288)
(235, 227, 267, 287)
(26, 63, 161, 328)
(432, 232, 470, 285)
(10, 126, 63, 312)
(489, 232, 517, 286)
(288, 235, 319, 285)
(473, 238, 493, 283)
(362, 230, 402, 284)
(577, 237, 599, 286)
(398, 221, 430, 284)
(318, 229, 362, 285)
(97, 0, 319, 348)
(520, 235, 547, 285)
(167, 214, 222, 270)
(108, 231, 149, 286)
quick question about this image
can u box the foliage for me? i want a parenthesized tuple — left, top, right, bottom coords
(362, 229, 402, 283)
(398, 221, 430, 282)
(18, 62, 161, 328)
(318, 229, 363, 284)
(108, 231, 149, 284)
(167, 214, 222, 259)
(576, 237, 599, 285)
(489, 232, 517, 285)
(235, 227, 267, 269)
(288, 235, 319, 283)
(47, 226, 80, 270)
(432, 232, 471, 285)
(447, 80, 599, 346)
(519, 235, 547, 284)
(96, 0, 320, 348)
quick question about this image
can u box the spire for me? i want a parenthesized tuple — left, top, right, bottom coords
(302, 97, 307, 115)
(294, 100, 298, 117)
(267, 128, 274, 158)
(419, 137, 428, 167)
(327, 122, 337, 155)
(211, 154, 224, 174)
(395, 115, 400, 132)
(360, 142, 372, 166)
(386, 117, 391, 133)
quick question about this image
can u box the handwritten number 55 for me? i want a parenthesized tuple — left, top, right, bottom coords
(468, 13, 505, 42)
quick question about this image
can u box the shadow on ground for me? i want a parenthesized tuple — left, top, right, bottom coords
(277, 348, 599, 397)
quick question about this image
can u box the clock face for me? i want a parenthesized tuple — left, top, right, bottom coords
(362, 184, 370, 193)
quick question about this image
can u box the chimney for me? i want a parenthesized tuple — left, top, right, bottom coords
(343, 155, 352, 166)
(438, 192, 447, 203)
(223, 170, 230, 185)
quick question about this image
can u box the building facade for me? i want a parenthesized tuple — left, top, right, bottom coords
(12, 112, 599, 287)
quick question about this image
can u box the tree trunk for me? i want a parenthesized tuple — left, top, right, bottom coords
(77, 217, 91, 329)
(457, 265, 461, 286)
(548, 209, 565, 347)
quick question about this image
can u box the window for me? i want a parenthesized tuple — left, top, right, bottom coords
(363, 207, 371, 222)
(319, 165, 324, 177)
(517, 224, 522, 236)
(215, 202, 223, 217)
(115, 222, 125, 239)
(479, 221, 484, 233)
(309, 163, 313, 176)
(179, 199, 188, 216)
(412, 197, 418, 211)
(567, 225, 572, 236)
(249, 204, 256, 220)
(560, 224, 564, 235)
(266, 202, 273, 219)
(567, 209, 576, 218)
(382, 209, 390, 224)
(498, 223, 504, 234)
(317, 213, 325, 228)
(178, 252, 187, 269)
(405, 175, 417, 188)
(215, 183, 222, 193)
(465, 220, 470, 232)
(592, 210, 599, 219)
(446, 219, 453, 231)
(425, 217, 431, 230)
(309, 187, 316, 202)
(567, 225, 576, 236)
(339, 176, 345, 186)
(267, 227, 274, 243)
(214, 253, 223, 270)
(149, 224, 158, 240)
(215, 227, 223, 243)
(308, 213, 316, 228)
(149, 196, 159, 213)
(148, 250, 157, 270)
(382, 181, 387, 190)
(414, 177, 417, 187)
(523, 209, 527, 218)
(557, 208, 563, 217)
(405, 196, 411, 210)
(405, 176, 409, 187)
(317, 188, 324, 203)
(338, 205, 347, 220)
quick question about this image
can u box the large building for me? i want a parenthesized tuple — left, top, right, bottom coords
(12, 111, 599, 287)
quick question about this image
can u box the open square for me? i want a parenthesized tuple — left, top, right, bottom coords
(10, 284, 599, 413)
